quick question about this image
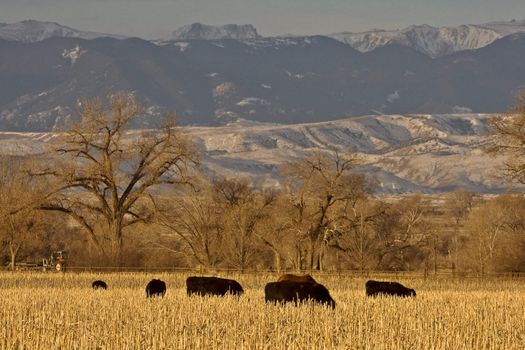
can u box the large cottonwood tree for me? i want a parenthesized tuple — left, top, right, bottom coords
(282, 150, 365, 271)
(39, 93, 197, 263)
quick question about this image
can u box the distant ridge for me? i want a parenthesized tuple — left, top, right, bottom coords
(2, 19, 525, 58)
(329, 19, 525, 57)
(0, 20, 127, 42)
(164, 23, 260, 41)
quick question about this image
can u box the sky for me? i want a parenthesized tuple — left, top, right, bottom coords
(1, 0, 525, 38)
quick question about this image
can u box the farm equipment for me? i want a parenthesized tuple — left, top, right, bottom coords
(42, 250, 68, 272)
(9, 251, 68, 272)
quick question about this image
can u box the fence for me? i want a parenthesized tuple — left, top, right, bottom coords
(13, 265, 524, 279)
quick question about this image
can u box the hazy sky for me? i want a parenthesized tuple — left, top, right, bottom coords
(1, 0, 525, 38)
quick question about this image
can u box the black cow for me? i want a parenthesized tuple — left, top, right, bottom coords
(146, 279, 167, 298)
(365, 280, 416, 297)
(265, 281, 336, 309)
(92, 280, 107, 290)
(186, 276, 244, 297)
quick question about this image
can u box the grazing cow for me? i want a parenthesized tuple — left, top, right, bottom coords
(186, 276, 244, 297)
(365, 280, 416, 297)
(265, 281, 336, 309)
(146, 279, 167, 298)
(277, 273, 317, 283)
(92, 280, 107, 290)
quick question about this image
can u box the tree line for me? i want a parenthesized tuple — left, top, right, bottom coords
(1, 92, 525, 275)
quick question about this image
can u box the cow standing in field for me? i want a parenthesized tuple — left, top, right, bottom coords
(186, 276, 244, 296)
(146, 279, 167, 298)
(265, 281, 336, 309)
(277, 274, 317, 283)
(365, 280, 416, 297)
(92, 280, 108, 289)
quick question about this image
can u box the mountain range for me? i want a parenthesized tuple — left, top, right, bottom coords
(0, 19, 525, 131)
(2, 19, 525, 55)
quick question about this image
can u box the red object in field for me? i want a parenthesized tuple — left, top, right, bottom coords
(43, 251, 68, 272)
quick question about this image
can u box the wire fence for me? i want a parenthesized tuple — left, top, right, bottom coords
(7, 265, 524, 279)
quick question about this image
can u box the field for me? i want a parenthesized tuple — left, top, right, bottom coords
(1, 272, 524, 349)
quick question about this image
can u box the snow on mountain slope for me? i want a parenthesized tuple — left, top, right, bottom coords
(164, 23, 260, 41)
(330, 20, 525, 57)
(0, 20, 126, 42)
(0, 114, 515, 194)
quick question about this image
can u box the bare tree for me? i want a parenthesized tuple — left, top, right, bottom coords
(445, 189, 474, 226)
(0, 157, 48, 270)
(254, 193, 297, 273)
(488, 91, 525, 184)
(214, 177, 275, 272)
(282, 150, 364, 271)
(372, 196, 432, 271)
(328, 197, 385, 272)
(464, 198, 507, 276)
(37, 93, 197, 263)
(485, 91, 525, 273)
(444, 189, 474, 273)
(495, 195, 525, 272)
(397, 195, 425, 241)
(155, 176, 224, 269)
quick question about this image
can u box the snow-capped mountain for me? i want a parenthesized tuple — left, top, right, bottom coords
(0, 20, 126, 42)
(0, 114, 515, 194)
(164, 23, 260, 41)
(329, 20, 525, 58)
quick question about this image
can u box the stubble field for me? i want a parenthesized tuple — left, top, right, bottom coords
(0, 272, 524, 349)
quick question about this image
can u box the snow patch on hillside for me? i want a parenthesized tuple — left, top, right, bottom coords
(0, 114, 515, 194)
(62, 45, 86, 64)
(172, 42, 190, 51)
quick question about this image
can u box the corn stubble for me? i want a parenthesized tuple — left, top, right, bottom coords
(0, 273, 523, 349)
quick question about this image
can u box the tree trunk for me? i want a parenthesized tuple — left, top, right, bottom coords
(110, 237, 122, 267)
(451, 234, 458, 276)
(10, 253, 16, 272)
(296, 247, 302, 271)
(9, 243, 20, 272)
(432, 236, 438, 275)
(110, 219, 124, 266)
(239, 256, 245, 273)
(308, 238, 315, 273)
(273, 249, 281, 273)
(317, 243, 326, 271)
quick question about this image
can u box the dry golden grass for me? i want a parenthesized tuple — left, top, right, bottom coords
(0, 272, 524, 349)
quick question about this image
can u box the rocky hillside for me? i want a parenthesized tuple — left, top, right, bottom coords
(329, 20, 525, 58)
(0, 114, 516, 194)
(163, 23, 260, 41)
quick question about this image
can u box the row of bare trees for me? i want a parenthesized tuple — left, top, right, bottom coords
(1, 92, 525, 274)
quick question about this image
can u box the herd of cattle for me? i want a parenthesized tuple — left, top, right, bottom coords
(91, 274, 416, 308)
